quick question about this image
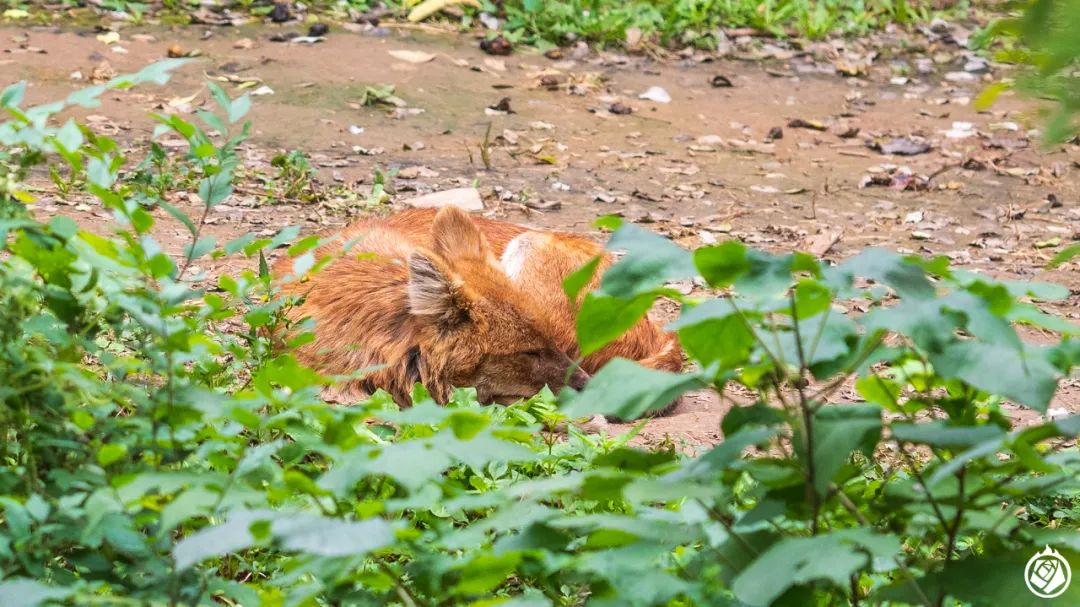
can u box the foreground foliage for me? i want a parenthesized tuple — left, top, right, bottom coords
(2, 64, 1080, 607)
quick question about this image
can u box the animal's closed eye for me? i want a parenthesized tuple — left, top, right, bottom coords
(521, 349, 546, 359)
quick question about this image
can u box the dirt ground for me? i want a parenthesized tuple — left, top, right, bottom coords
(5, 20, 1080, 445)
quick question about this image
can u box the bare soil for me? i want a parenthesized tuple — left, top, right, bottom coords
(6, 22, 1080, 445)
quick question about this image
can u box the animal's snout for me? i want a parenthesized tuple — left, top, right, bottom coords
(567, 366, 591, 391)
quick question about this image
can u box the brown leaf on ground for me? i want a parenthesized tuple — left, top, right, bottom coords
(802, 228, 844, 256)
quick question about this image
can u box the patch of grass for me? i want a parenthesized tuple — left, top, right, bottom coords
(269, 149, 318, 201)
(484, 0, 958, 45)
(3, 0, 964, 46)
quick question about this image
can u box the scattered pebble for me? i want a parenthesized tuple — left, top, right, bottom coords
(638, 86, 672, 103)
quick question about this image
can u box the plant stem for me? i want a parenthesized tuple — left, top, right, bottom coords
(833, 485, 934, 607)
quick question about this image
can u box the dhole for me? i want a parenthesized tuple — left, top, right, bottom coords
(274, 206, 590, 406)
(376, 209, 683, 376)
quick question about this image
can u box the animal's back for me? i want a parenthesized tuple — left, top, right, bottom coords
(273, 220, 420, 401)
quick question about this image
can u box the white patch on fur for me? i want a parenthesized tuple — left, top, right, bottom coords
(500, 234, 535, 281)
(407, 253, 451, 316)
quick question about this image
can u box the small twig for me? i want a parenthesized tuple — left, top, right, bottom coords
(480, 122, 493, 171)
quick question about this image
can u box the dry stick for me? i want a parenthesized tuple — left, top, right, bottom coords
(480, 122, 493, 171)
(833, 485, 935, 607)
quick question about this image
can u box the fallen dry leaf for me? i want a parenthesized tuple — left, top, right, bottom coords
(802, 228, 844, 256)
(388, 49, 436, 64)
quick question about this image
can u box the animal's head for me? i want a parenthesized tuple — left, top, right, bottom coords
(407, 205, 589, 404)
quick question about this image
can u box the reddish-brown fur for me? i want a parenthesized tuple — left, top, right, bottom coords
(377, 209, 683, 375)
(273, 206, 589, 406)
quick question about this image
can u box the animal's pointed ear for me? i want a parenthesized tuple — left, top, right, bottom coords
(431, 205, 492, 261)
(407, 251, 470, 323)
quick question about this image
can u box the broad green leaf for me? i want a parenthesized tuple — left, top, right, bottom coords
(272, 515, 394, 557)
(455, 553, 523, 595)
(1048, 243, 1080, 268)
(874, 548, 1080, 606)
(733, 529, 901, 606)
(54, 119, 84, 152)
(96, 443, 128, 466)
(599, 224, 695, 298)
(447, 409, 490, 440)
(173, 510, 271, 570)
(562, 254, 602, 303)
(890, 421, 1006, 448)
(826, 247, 935, 300)
(673, 427, 778, 479)
(1, 81, 27, 107)
(809, 404, 882, 496)
(721, 402, 786, 436)
(929, 341, 1060, 411)
(228, 94, 251, 123)
(198, 170, 233, 207)
(576, 292, 657, 356)
(197, 110, 227, 137)
(733, 249, 805, 300)
(560, 358, 704, 421)
(694, 240, 749, 287)
(0, 579, 73, 607)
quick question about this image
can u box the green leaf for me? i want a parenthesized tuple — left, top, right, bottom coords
(1, 81, 27, 107)
(228, 94, 251, 123)
(0, 579, 73, 607)
(562, 255, 602, 303)
(447, 409, 490, 440)
(673, 427, 778, 479)
(826, 248, 935, 300)
(54, 119, 84, 153)
(890, 421, 1006, 448)
(809, 404, 882, 496)
(576, 292, 657, 356)
(198, 170, 233, 207)
(561, 358, 705, 421)
(207, 81, 233, 116)
(86, 156, 115, 189)
(1048, 243, 1080, 268)
(455, 553, 523, 595)
(974, 81, 1011, 111)
(197, 110, 227, 137)
(874, 548, 1080, 606)
(272, 515, 394, 557)
(96, 443, 128, 466)
(721, 402, 786, 436)
(157, 199, 198, 236)
(792, 279, 831, 319)
(173, 510, 269, 570)
(599, 224, 695, 298)
(733, 529, 901, 607)
(184, 236, 217, 264)
(694, 240, 750, 287)
(929, 340, 1060, 411)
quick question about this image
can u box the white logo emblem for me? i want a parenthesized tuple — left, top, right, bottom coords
(1025, 545, 1072, 599)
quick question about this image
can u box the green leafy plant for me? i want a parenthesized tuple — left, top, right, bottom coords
(365, 164, 396, 206)
(269, 149, 318, 201)
(977, 0, 1080, 145)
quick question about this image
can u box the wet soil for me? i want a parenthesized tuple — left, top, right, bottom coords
(5, 22, 1080, 445)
